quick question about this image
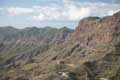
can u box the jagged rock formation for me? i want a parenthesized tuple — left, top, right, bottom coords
(0, 11, 120, 80)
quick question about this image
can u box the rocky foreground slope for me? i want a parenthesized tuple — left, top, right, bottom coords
(0, 11, 120, 80)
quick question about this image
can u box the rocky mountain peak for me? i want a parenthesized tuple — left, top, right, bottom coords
(71, 11, 120, 49)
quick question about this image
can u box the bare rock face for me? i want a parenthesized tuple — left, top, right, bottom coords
(72, 11, 120, 49)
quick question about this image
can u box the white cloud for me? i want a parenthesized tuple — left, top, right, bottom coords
(107, 9, 120, 16)
(32, 11, 61, 21)
(6, 7, 33, 15)
(32, 2, 120, 21)
(68, 7, 91, 20)
(108, 10, 115, 15)
(0, 8, 4, 11)
(32, 6, 62, 21)
(33, 14, 45, 21)
(0, 1, 120, 21)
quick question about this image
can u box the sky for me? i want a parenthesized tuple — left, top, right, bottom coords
(0, 0, 120, 29)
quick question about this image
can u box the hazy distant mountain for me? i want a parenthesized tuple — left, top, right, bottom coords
(0, 11, 120, 80)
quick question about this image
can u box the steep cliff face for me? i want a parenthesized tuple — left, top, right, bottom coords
(61, 11, 120, 80)
(73, 11, 120, 48)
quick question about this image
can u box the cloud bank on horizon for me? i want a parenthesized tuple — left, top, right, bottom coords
(0, 0, 120, 28)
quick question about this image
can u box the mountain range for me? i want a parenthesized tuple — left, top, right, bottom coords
(0, 11, 120, 80)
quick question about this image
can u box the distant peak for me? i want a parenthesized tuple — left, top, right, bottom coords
(60, 26, 69, 30)
(59, 27, 74, 33)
